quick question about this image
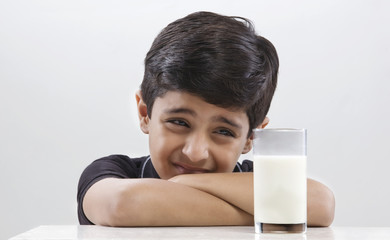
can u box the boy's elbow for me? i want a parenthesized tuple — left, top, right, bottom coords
(104, 197, 128, 227)
(105, 185, 141, 227)
(83, 178, 146, 227)
(316, 189, 335, 227)
(307, 179, 336, 227)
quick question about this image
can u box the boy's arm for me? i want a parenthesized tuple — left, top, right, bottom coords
(169, 172, 254, 214)
(82, 178, 253, 226)
(307, 178, 336, 226)
(169, 173, 335, 227)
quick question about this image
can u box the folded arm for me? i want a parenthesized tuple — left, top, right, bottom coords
(82, 178, 253, 226)
(83, 173, 334, 227)
(169, 173, 335, 227)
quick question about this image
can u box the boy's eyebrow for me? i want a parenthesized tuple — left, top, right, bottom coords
(212, 116, 242, 129)
(164, 107, 197, 116)
(164, 108, 242, 129)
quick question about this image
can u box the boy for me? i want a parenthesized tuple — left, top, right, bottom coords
(77, 11, 335, 227)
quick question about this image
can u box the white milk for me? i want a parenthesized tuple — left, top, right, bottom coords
(254, 155, 307, 224)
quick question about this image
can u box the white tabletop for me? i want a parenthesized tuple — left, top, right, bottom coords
(9, 225, 390, 240)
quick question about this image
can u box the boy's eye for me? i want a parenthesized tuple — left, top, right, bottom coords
(216, 129, 235, 137)
(167, 119, 189, 127)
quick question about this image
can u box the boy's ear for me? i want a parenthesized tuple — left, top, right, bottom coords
(259, 116, 269, 129)
(241, 117, 270, 154)
(135, 90, 150, 134)
(242, 138, 253, 154)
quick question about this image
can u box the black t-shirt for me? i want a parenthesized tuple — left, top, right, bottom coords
(77, 154, 253, 225)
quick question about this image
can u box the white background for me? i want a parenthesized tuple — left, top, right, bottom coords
(1, 0, 389, 238)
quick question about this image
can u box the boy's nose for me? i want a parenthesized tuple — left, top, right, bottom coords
(182, 133, 210, 162)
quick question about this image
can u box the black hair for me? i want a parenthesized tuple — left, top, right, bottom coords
(141, 11, 279, 137)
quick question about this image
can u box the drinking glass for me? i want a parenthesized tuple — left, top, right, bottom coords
(253, 128, 307, 234)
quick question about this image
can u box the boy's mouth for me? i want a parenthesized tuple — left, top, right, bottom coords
(173, 162, 209, 174)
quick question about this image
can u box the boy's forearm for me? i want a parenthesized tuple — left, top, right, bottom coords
(169, 172, 254, 214)
(83, 178, 253, 226)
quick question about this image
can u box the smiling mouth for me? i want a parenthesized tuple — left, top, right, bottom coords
(173, 163, 209, 174)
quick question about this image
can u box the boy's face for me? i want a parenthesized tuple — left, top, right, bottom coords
(136, 90, 254, 179)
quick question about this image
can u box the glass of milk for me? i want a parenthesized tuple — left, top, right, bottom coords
(253, 128, 307, 234)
